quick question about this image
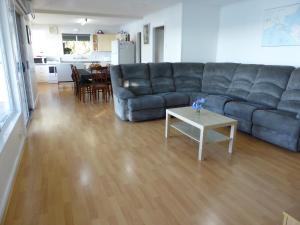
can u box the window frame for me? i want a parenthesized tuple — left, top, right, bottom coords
(0, 39, 15, 131)
(0, 0, 24, 152)
(62, 33, 91, 55)
(0, 8, 16, 133)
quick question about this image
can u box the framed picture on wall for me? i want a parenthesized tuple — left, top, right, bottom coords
(26, 25, 32, 44)
(262, 3, 300, 46)
(143, 24, 150, 44)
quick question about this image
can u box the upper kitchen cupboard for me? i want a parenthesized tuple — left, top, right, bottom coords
(93, 34, 116, 52)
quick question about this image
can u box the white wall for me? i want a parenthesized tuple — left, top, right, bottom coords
(181, 1, 220, 63)
(217, 0, 300, 67)
(122, 3, 183, 63)
(31, 24, 63, 58)
(0, 116, 26, 222)
(122, 2, 221, 63)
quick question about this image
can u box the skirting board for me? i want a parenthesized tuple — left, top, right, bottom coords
(0, 135, 26, 225)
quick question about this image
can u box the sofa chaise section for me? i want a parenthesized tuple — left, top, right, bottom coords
(252, 68, 300, 151)
(224, 64, 262, 133)
(225, 65, 294, 134)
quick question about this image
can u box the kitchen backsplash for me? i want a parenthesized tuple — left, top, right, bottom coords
(60, 51, 111, 62)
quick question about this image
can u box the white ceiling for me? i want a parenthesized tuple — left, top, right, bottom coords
(32, 0, 245, 26)
(32, 0, 182, 18)
(33, 13, 135, 26)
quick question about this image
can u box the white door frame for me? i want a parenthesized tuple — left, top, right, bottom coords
(152, 25, 165, 63)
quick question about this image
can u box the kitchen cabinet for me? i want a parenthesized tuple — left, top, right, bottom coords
(35, 64, 58, 83)
(93, 34, 117, 52)
(48, 65, 58, 84)
(35, 65, 48, 83)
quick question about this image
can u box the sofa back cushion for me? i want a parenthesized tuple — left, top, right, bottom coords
(202, 63, 239, 94)
(120, 64, 152, 96)
(149, 63, 175, 94)
(172, 63, 204, 92)
(110, 65, 123, 88)
(247, 65, 294, 107)
(278, 68, 300, 113)
(226, 64, 262, 100)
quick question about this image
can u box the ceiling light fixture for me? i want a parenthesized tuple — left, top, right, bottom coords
(79, 18, 88, 26)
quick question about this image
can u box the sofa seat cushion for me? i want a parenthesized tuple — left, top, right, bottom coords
(253, 110, 300, 136)
(204, 95, 233, 114)
(252, 125, 300, 152)
(128, 95, 164, 111)
(116, 87, 135, 100)
(123, 79, 152, 96)
(224, 101, 270, 121)
(225, 114, 252, 133)
(156, 92, 189, 107)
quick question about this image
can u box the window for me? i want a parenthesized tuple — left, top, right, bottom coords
(62, 34, 91, 55)
(0, 33, 14, 129)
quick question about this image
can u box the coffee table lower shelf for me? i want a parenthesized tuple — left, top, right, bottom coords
(170, 121, 230, 144)
(165, 107, 237, 160)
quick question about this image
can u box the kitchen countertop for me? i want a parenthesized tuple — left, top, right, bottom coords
(60, 60, 111, 63)
(34, 61, 111, 66)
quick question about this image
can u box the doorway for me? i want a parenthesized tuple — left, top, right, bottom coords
(153, 26, 165, 63)
(136, 32, 142, 63)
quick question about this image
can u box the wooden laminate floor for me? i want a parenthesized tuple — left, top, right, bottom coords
(3, 84, 300, 225)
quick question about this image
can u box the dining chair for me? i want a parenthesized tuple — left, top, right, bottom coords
(70, 64, 77, 95)
(73, 66, 92, 102)
(91, 72, 109, 102)
(106, 65, 113, 97)
(90, 64, 102, 74)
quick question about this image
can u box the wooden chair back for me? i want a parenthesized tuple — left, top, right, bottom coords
(72, 66, 80, 84)
(92, 72, 108, 83)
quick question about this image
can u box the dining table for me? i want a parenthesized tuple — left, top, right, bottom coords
(77, 68, 111, 84)
(77, 69, 93, 83)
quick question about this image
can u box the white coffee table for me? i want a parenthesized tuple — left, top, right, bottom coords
(165, 107, 238, 160)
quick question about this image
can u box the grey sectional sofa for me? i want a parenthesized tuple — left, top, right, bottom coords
(110, 63, 300, 152)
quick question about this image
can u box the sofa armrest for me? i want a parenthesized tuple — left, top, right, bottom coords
(110, 65, 135, 99)
(115, 87, 135, 100)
